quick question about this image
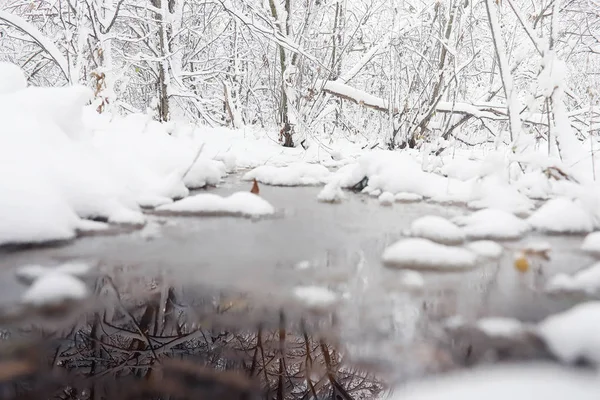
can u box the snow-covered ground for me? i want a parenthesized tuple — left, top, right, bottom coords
(5, 58, 600, 249)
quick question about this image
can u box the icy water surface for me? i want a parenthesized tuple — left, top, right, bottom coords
(0, 175, 596, 398)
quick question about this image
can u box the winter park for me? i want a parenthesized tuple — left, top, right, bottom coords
(1, 0, 600, 398)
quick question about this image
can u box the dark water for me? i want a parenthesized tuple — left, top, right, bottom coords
(0, 176, 596, 398)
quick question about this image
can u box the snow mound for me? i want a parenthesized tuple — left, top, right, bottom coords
(243, 163, 330, 186)
(410, 215, 465, 245)
(466, 240, 504, 259)
(390, 364, 598, 400)
(537, 302, 600, 364)
(293, 286, 338, 307)
(334, 152, 470, 202)
(581, 231, 600, 255)
(397, 270, 425, 290)
(22, 272, 88, 306)
(156, 192, 274, 217)
(317, 182, 345, 203)
(16, 262, 91, 284)
(395, 192, 423, 202)
(382, 238, 477, 271)
(468, 176, 535, 216)
(545, 262, 600, 295)
(378, 191, 394, 206)
(453, 209, 530, 240)
(183, 158, 226, 189)
(476, 317, 525, 338)
(528, 198, 594, 234)
(0, 62, 27, 94)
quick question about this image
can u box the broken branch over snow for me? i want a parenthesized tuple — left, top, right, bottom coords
(316, 80, 598, 131)
(317, 79, 506, 118)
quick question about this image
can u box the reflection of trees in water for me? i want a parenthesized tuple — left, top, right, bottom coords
(1, 278, 383, 400)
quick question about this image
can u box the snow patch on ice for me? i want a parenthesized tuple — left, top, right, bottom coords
(382, 238, 477, 271)
(293, 286, 338, 307)
(409, 215, 465, 245)
(243, 163, 330, 186)
(395, 192, 423, 202)
(378, 191, 394, 206)
(466, 240, 504, 259)
(317, 182, 346, 203)
(156, 192, 274, 217)
(476, 317, 525, 338)
(22, 272, 88, 306)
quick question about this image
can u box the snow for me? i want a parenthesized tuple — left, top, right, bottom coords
(156, 192, 275, 217)
(382, 238, 477, 271)
(242, 163, 330, 186)
(390, 364, 599, 400)
(528, 197, 594, 234)
(293, 286, 338, 307)
(183, 157, 226, 189)
(409, 215, 465, 245)
(453, 209, 530, 240)
(466, 240, 504, 259)
(378, 191, 395, 206)
(537, 302, 600, 364)
(396, 270, 425, 290)
(318, 80, 387, 110)
(395, 192, 423, 202)
(317, 182, 346, 203)
(581, 231, 600, 255)
(22, 272, 88, 306)
(476, 317, 525, 338)
(16, 262, 91, 284)
(467, 176, 535, 216)
(545, 262, 600, 295)
(0, 62, 27, 94)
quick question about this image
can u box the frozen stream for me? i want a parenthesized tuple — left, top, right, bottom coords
(0, 175, 596, 392)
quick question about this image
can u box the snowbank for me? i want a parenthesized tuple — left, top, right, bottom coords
(391, 364, 598, 400)
(382, 238, 477, 271)
(183, 157, 227, 189)
(243, 162, 330, 186)
(537, 302, 600, 364)
(409, 215, 465, 245)
(156, 192, 275, 217)
(453, 209, 530, 240)
(528, 197, 594, 234)
(334, 151, 470, 202)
